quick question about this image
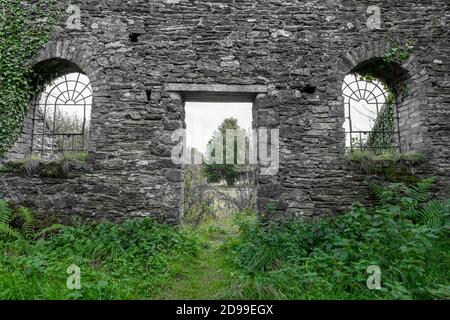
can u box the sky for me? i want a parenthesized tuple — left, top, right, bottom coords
(38, 72, 92, 130)
(185, 102, 253, 154)
(342, 74, 388, 147)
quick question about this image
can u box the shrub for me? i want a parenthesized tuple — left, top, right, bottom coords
(223, 178, 450, 300)
(183, 165, 216, 227)
(0, 217, 200, 299)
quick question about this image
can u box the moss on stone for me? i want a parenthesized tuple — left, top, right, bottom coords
(347, 150, 425, 182)
(0, 152, 89, 178)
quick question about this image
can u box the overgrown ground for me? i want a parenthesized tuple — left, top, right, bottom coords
(156, 221, 238, 300)
(0, 178, 449, 300)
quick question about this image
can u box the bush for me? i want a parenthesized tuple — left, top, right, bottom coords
(223, 178, 450, 300)
(183, 165, 216, 227)
(0, 217, 200, 299)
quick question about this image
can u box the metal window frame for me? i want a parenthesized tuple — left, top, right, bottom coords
(343, 74, 401, 152)
(30, 73, 92, 157)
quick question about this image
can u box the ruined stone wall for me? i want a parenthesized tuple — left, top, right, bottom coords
(1, 0, 449, 222)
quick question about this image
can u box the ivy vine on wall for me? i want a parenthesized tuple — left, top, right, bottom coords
(0, 0, 62, 157)
(356, 40, 415, 152)
(366, 92, 396, 150)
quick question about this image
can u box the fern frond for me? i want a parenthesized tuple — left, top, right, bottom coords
(369, 181, 393, 204)
(35, 224, 64, 239)
(0, 223, 22, 240)
(410, 177, 436, 203)
(418, 200, 445, 227)
(0, 200, 12, 226)
(13, 207, 35, 239)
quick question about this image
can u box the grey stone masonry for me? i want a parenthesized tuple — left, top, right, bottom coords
(1, 0, 449, 222)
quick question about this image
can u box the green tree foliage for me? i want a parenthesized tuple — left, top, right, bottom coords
(203, 118, 249, 187)
(0, 0, 61, 157)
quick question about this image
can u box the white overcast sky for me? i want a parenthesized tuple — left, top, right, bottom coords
(342, 74, 388, 147)
(39, 72, 92, 122)
(185, 102, 253, 154)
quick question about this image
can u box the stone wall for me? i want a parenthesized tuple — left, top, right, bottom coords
(1, 0, 449, 222)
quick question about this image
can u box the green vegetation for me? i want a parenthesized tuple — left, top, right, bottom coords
(0, 200, 35, 240)
(203, 118, 249, 187)
(356, 39, 414, 86)
(383, 39, 414, 65)
(61, 151, 89, 162)
(222, 178, 449, 300)
(0, 206, 201, 299)
(0, 0, 63, 157)
(0, 151, 89, 177)
(351, 39, 415, 151)
(365, 93, 396, 150)
(347, 150, 426, 181)
(157, 221, 237, 299)
(0, 178, 448, 300)
(347, 150, 426, 166)
(183, 165, 215, 227)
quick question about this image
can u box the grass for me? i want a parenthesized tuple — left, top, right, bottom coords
(347, 150, 426, 163)
(0, 218, 201, 299)
(219, 179, 450, 300)
(346, 150, 427, 180)
(0, 151, 89, 177)
(0, 178, 448, 300)
(157, 221, 237, 299)
(61, 151, 88, 162)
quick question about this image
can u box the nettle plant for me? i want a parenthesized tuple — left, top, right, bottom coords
(0, 0, 62, 157)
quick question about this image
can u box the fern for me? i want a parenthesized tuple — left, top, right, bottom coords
(370, 177, 438, 207)
(0, 200, 12, 226)
(369, 180, 393, 204)
(0, 200, 36, 240)
(0, 223, 22, 239)
(13, 207, 35, 239)
(418, 199, 450, 227)
(409, 177, 436, 203)
(35, 223, 64, 239)
(418, 201, 444, 227)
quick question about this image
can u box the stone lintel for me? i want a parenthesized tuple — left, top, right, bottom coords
(165, 83, 268, 102)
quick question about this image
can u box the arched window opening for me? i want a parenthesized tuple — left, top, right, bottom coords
(31, 72, 92, 158)
(342, 72, 401, 153)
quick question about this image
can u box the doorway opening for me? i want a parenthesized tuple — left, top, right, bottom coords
(183, 100, 257, 227)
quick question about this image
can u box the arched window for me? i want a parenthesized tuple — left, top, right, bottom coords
(31, 72, 92, 157)
(342, 73, 400, 152)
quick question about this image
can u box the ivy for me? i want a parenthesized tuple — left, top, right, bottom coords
(356, 38, 415, 92)
(366, 91, 396, 151)
(383, 40, 414, 65)
(0, 0, 62, 157)
(353, 39, 415, 152)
